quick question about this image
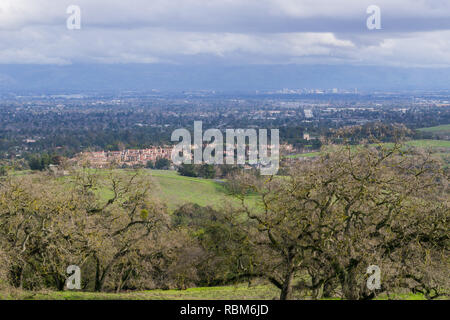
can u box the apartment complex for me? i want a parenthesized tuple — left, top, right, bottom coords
(77, 146, 173, 168)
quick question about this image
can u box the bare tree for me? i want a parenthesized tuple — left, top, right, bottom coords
(230, 144, 449, 300)
(71, 169, 170, 291)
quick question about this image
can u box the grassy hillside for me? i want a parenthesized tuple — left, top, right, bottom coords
(92, 169, 254, 211)
(149, 170, 234, 210)
(418, 124, 450, 140)
(418, 124, 450, 133)
(405, 139, 450, 148)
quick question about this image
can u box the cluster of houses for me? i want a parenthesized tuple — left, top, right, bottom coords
(74, 143, 300, 169)
(76, 147, 173, 168)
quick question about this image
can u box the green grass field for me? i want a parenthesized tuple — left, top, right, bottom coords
(405, 139, 450, 148)
(284, 152, 321, 159)
(149, 170, 236, 210)
(0, 283, 429, 300)
(1, 284, 279, 300)
(418, 124, 450, 133)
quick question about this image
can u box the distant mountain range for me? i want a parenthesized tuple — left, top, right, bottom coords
(0, 64, 449, 93)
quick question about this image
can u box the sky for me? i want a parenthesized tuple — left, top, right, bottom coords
(0, 0, 449, 67)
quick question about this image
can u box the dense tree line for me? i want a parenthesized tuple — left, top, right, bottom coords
(325, 123, 415, 145)
(177, 164, 242, 179)
(146, 158, 171, 170)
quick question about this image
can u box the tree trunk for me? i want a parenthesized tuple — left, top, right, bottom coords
(323, 280, 336, 298)
(312, 282, 324, 300)
(95, 273, 107, 292)
(337, 259, 362, 300)
(340, 269, 360, 300)
(116, 268, 132, 293)
(95, 259, 114, 292)
(54, 274, 65, 291)
(11, 266, 24, 288)
(279, 269, 294, 300)
(94, 258, 106, 292)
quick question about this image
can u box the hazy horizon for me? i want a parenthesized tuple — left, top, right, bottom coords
(1, 63, 450, 93)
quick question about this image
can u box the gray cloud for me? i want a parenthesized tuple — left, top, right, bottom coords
(0, 0, 449, 66)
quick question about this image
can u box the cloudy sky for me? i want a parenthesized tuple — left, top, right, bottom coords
(0, 0, 449, 67)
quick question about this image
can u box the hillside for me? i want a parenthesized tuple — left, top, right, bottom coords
(149, 170, 233, 210)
